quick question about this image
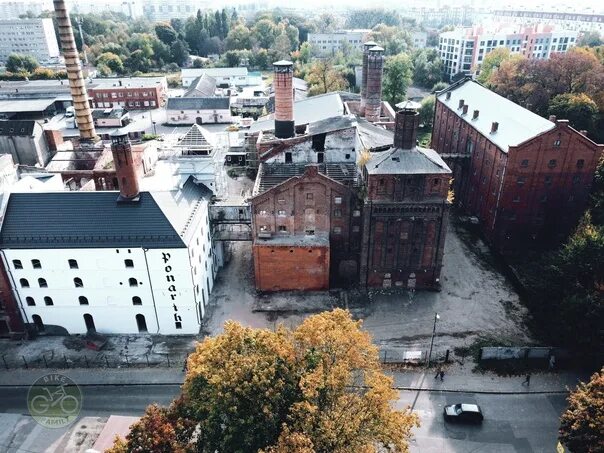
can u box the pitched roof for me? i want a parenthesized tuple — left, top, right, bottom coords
(0, 120, 36, 136)
(182, 67, 248, 78)
(254, 162, 358, 194)
(177, 124, 213, 148)
(167, 97, 230, 111)
(366, 146, 451, 175)
(184, 74, 217, 98)
(356, 118, 393, 151)
(437, 79, 554, 152)
(91, 108, 128, 120)
(0, 179, 212, 249)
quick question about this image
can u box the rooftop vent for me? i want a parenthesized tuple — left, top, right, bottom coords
(490, 122, 499, 134)
(458, 99, 465, 109)
(472, 110, 479, 120)
(462, 104, 469, 115)
(549, 115, 557, 122)
(445, 92, 451, 100)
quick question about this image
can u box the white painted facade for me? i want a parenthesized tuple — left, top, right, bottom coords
(2, 200, 222, 335)
(308, 30, 370, 56)
(166, 108, 233, 126)
(181, 68, 249, 88)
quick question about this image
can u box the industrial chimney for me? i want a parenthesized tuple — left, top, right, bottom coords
(360, 41, 377, 114)
(393, 101, 421, 150)
(364, 46, 384, 122)
(273, 60, 295, 139)
(110, 129, 140, 201)
(53, 0, 97, 143)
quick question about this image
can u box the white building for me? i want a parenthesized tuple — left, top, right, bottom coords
(307, 29, 370, 56)
(0, 18, 60, 64)
(0, 176, 221, 335)
(181, 68, 250, 88)
(67, 0, 144, 18)
(0, 1, 53, 20)
(411, 31, 428, 49)
(166, 97, 232, 126)
(439, 24, 579, 80)
(142, 0, 210, 21)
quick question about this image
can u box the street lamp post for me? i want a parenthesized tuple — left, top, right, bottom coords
(152, 121, 157, 135)
(427, 312, 440, 367)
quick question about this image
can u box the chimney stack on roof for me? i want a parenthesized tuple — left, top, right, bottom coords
(393, 101, 421, 150)
(360, 41, 377, 114)
(364, 46, 384, 122)
(53, 0, 98, 143)
(462, 104, 469, 115)
(549, 115, 557, 122)
(273, 60, 295, 139)
(445, 92, 451, 100)
(490, 122, 499, 134)
(458, 99, 465, 110)
(472, 110, 479, 120)
(111, 129, 140, 202)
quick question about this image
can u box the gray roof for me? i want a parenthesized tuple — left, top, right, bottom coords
(184, 74, 217, 98)
(249, 92, 345, 133)
(89, 77, 166, 90)
(91, 108, 128, 119)
(356, 118, 393, 151)
(0, 178, 212, 249)
(167, 97, 230, 111)
(307, 114, 356, 135)
(437, 79, 554, 152)
(0, 99, 56, 114)
(366, 146, 451, 175)
(255, 162, 358, 193)
(0, 120, 36, 136)
(178, 124, 213, 148)
(182, 67, 248, 78)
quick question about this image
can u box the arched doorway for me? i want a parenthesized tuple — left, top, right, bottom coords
(196, 117, 203, 125)
(83, 314, 95, 332)
(136, 314, 147, 333)
(32, 315, 44, 332)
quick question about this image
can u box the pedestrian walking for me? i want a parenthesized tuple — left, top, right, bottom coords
(439, 370, 445, 381)
(522, 374, 531, 386)
(549, 355, 556, 370)
(434, 369, 441, 379)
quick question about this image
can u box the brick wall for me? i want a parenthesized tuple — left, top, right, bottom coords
(88, 86, 163, 109)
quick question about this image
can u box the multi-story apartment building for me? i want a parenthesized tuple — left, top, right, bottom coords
(0, 19, 60, 64)
(87, 77, 168, 110)
(68, 0, 143, 18)
(432, 79, 604, 250)
(307, 30, 371, 56)
(492, 9, 604, 33)
(142, 0, 208, 21)
(0, 1, 53, 20)
(439, 24, 579, 80)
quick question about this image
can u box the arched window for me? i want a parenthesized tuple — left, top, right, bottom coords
(32, 314, 44, 331)
(44, 296, 53, 306)
(12, 259, 23, 269)
(132, 296, 142, 306)
(135, 314, 147, 333)
(83, 314, 95, 332)
(68, 259, 78, 269)
(38, 278, 48, 288)
(79, 296, 89, 305)
(128, 278, 138, 287)
(31, 259, 41, 269)
(19, 278, 29, 288)
(74, 277, 83, 288)
(26, 297, 35, 306)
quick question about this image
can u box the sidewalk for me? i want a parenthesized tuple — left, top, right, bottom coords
(0, 364, 586, 394)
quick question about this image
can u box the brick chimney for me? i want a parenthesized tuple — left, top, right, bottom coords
(111, 129, 140, 201)
(360, 41, 377, 114)
(273, 60, 294, 139)
(364, 46, 384, 122)
(458, 99, 465, 110)
(472, 110, 479, 120)
(53, 0, 98, 143)
(393, 102, 420, 150)
(462, 104, 469, 115)
(490, 122, 499, 134)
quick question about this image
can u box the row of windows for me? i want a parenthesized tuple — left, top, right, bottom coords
(26, 295, 142, 307)
(13, 258, 135, 270)
(19, 277, 139, 288)
(30, 313, 150, 334)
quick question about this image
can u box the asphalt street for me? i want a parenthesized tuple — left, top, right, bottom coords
(0, 385, 567, 452)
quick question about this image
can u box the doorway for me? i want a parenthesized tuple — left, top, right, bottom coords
(32, 314, 44, 332)
(196, 117, 203, 125)
(136, 314, 148, 333)
(83, 314, 96, 332)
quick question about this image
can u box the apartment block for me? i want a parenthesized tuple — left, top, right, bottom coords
(0, 19, 60, 64)
(308, 30, 371, 56)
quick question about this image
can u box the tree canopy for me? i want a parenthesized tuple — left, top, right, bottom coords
(382, 53, 413, 106)
(109, 310, 419, 453)
(305, 61, 349, 96)
(6, 53, 39, 73)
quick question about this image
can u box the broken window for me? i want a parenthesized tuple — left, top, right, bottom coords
(311, 133, 326, 151)
(68, 259, 78, 269)
(278, 225, 287, 232)
(285, 152, 292, 163)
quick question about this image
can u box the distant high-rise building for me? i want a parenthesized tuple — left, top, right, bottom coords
(438, 24, 579, 81)
(0, 1, 53, 19)
(307, 30, 371, 56)
(141, 0, 208, 21)
(67, 0, 144, 18)
(0, 19, 60, 64)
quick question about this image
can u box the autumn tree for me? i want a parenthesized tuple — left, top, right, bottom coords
(477, 47, 519, 85)
(111, 310, 419, 453)
(548, 93, 598, 133)
(96, 52, 124, 74)
(382, 53, 413, 106)
(305, 61, 349, 96)
(225, 24, 253, 51)
(559, 368, 604, 453)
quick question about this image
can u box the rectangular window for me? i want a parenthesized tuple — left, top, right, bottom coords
(553, 139, 561, 147)
(124, 259, 134, 268)
(278, 225, 287, 232)
(333, 226, 342, 234)
(545, 176, 552, 186)
(513, 195, 520, 203)
(521, 159, 529, 167)
(548, 159, 557, 168)
(334, 197, 342, 204)
(352, 225, 360, 232)
(353, 210, 361, 217)
(277, 210, 286, 216)
(306, 193, 313, 200)
(68, 259, 78, 269)
(573, 175, 581, 185)
(517, 177, 526, 186)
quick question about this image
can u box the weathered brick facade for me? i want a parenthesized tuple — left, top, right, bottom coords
(433, 80, 604, 250)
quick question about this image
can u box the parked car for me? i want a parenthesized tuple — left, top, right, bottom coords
(443, 403, 484, 423)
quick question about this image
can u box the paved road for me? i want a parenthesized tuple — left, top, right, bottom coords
(0, 385, 566, 452)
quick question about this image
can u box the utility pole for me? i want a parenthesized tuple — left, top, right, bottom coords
(427, 312, 440, 367)
(76, 17, 88, 66)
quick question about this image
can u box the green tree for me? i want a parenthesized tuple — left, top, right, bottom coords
(225, 24, 253, 51)
(419, 96, 435, 128)
(284, 24, 300, 51)
(431, 81, 448, 93)
(476, 47, 514, 85)
(109, 310, 419, 453)
(412, 48, 443, 88)
(252, 48, 270, 70)
(124, 49, 151, 73)
(96, 52, 124, 74)
(369, 25, 411, 56)
(559, 368, 604, 453)
(252, 18, 278, 49)
(222, 50, 241, 67)
(155, 22, 178, 46)
(6, 53, 39, 73)
(578, 31, 604, 48)
(170, 40, 190, 66)
(382, 53, 413, 106)
(270, 33, 292, 61)
(305, 60, 348, 96)
(548, 93, 598, 133)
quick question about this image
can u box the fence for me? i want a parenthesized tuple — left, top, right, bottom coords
(1, 352, 190, 370)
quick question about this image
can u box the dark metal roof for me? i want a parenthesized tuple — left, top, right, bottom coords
(0, 120, 35, 136)
(184, 74, 217, 98)
(307, 114, 356, 136)
(167, 97, 230, 111)
(255, 162, 358, 193)
(91, 108, 128, 119)
(0, 182, 210, 249)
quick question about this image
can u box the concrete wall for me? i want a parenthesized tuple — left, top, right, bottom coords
(0, 125, 51, 166)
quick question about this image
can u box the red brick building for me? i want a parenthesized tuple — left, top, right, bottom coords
(87, 77, 168, 110)
(433, 79, 604, 250)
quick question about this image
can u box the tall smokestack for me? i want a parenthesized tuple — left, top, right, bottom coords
(53, 0, 97, 142)
(360, 41, 377, 114)
(273, 60, 294, 139)
(110, 129, 140, 201)
(393, 101, 421, 150)
(364, 46, 384, 122)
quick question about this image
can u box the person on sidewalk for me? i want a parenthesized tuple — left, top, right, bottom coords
(434, 368, 441, 380)
(439, 370, 445, 381)
(522, 374, 531, 386)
